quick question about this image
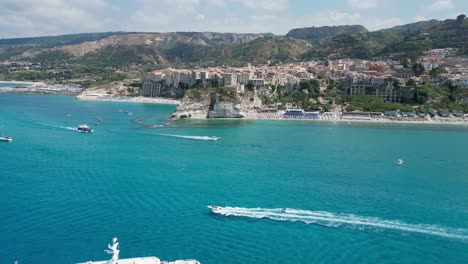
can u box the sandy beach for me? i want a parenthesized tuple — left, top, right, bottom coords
(180, 112, 468, 126)
(44, 92, 468, 126)
(76, 94, 180, 105)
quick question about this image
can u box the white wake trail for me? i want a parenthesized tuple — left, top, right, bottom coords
(37, 123, 77, 131)
(159, 134, 219, 141)
(211, 207, 468, 241)
(58, 126, 78, 131)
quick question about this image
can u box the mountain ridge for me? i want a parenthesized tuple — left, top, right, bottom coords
(0, 15, 465, 68)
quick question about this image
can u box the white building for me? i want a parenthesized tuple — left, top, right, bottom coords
(223, 73, 238, 86)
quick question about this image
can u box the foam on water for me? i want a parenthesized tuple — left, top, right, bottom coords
(58, 125, 79, 131)
(211, 207, 468, 241)
(36, 122, 78, 131)
(159, 134, 220, 141)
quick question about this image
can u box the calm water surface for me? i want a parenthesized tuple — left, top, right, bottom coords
(0, 94, 467, 263)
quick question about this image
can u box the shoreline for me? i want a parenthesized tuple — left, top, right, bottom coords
(76, 94, 180, 105)
(176, 115, 468, 126)
(3, 92, 467, 126)
(0, 80, 41, 85)
(0, 88, 80, 96)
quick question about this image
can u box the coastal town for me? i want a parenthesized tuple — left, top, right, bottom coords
(5, 47, 468, 124)
(112, 48, 466, 123)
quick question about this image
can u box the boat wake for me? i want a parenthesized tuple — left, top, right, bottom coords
(58, 126, 79, 132)
(160, 134, 220, 141)
(209, 206, 468, 241)
(37, 123, 77, 131)
(37, 123, 88, 133)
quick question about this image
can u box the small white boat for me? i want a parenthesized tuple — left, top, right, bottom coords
(77, 124, 93, 133)
(209, 136, 220, 141)
(0, 136, 12, 142)
(1, 127, 12, 142)
(396, 159, 404, 165)
(207, 205, 222, 212)
(281, 208, 287, 213)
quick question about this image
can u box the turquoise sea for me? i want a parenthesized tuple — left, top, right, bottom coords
(0, 82, 28, 88)
(0, 94, 467, 263)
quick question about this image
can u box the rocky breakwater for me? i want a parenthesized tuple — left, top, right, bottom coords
(172, 88, 262, 119)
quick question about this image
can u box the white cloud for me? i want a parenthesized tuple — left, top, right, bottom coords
(347, 0, 379, 10)
(413, 15, 427, 22)
(0, 0, 446, 38)
(425, 0, 454, 12)
(235, 0, 289, 11)
(298, 11, 362, 27)
(0, 0, 116, 37)
(369, 17, 403, 30)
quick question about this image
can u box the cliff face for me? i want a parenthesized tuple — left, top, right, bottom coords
(172, 88, 262, 119)
(207, 93, 243, 118)
(172, 89, 211, 119)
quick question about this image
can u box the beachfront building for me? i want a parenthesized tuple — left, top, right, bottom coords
(140, 72, 164, 97)
(223, 73, 238, 86)
(342, 111, 383, 120)
(345, 75, 410, 103)
(282, 109, 321, 119)
(237, 72, 252, 85)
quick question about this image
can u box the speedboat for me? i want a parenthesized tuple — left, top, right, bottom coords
(77, 124, 93, 133)
(209, 136, 220, 141)
(0, 136, 12, 142)
(396, 159, 404, 165)
(281, 208, 287, 213)
(207, 205, 222, 212)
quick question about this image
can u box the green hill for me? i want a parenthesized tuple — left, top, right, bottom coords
(286, 25, 368, 42)
(378, 20, 441, 35)
(0, 32, 136, 47)
(303, 15, 467, 59)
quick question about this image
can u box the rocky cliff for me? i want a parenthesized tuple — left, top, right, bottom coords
(171, 89, 211, 119)
(207, 92, 243, 118)
(172, 88, 262, 119)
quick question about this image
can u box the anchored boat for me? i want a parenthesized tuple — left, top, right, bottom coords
(77, 237, 200, 264)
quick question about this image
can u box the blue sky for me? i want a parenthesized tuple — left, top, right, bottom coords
(0, 0, 466, 38)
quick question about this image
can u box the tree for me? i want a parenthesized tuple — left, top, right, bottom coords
(412, 63, 425, 77)
(429, 66, 447, 78)
(402, 58, 411, 69)
(406, 79, 416, 86)
(245, 81, 255, 91)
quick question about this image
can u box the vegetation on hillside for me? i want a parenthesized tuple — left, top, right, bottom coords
(286, 25, 368, 43)
(0, 32, 136, 47)
(304, 15, 467, 59)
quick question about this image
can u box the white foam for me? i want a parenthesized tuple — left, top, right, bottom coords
(37, 123, 77, 131)
(159, 134, 219, 141)
(211, 207, 468, 241)
(58, 126, 78, 131)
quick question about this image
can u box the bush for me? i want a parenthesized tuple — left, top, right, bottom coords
(189, 88, 201, 100)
